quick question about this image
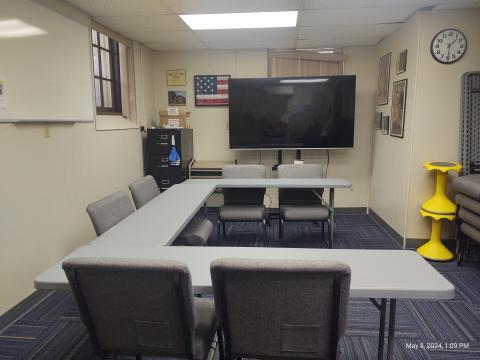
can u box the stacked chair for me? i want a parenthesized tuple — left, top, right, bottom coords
(453, 174, 480, 265)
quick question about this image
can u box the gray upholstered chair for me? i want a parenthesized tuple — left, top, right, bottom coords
(210, 258, 351, 360)
(277, 164, 329, 245)
(86, 191, 136, 236)
(219, 165, 267, 241)
(129, 175, 161, 209)
(128, 175, 213, 246)
(453, 174, 480, 265)
(63, 257, 221, 360)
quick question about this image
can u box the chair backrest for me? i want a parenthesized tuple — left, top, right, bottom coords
(63, 258, 197, 358)
(277, 164, 324, 205)
(222, 165, 266, 205)
(86, 191, 135, 236)
(211, 258, 351, 360)
(129, 175, 161, 209)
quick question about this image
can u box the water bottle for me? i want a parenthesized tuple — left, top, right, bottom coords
(168, 135, 180, 166)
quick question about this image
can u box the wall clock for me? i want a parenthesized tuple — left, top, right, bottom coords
(430, 29, 467, 64)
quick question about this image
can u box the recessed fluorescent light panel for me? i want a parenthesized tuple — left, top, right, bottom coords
(180, 11, 298, 30)
(0, 19, 47, 38)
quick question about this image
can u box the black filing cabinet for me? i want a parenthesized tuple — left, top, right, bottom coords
(147, 128, 193, 191)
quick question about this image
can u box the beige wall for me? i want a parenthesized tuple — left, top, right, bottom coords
(406, 9, 480, 239)
(370, 9, 480, 242)
(0, 1, 153, 314)
(153, 47, 377, 207)
(370, 14, 421, 239)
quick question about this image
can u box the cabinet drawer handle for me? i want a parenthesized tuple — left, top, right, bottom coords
(160, 134, 168, 140)
(156, 142, 169, 146)
(161, 180, 170, 185)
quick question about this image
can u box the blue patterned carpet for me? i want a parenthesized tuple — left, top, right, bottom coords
(1, 213, 480, 359)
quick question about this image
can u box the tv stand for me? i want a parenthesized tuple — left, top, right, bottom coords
(272, 150, 283, 171)
(272, 149, 302, 170)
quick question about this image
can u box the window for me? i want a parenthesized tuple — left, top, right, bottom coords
(91, 29, 123, 115)
(268, 51, 344, 77)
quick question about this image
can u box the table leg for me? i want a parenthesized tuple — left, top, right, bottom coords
(378, 299, 387, 360)
(370, 298, 387, 360)
(329, 188, 335, 248)
(386, 299, 397, 360)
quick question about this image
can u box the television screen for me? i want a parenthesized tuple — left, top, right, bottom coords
(228, 75, 356, 149)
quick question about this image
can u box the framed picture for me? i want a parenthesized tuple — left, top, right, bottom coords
(168, 90, 186, 106)
(381, 115, 390, 135)
(396, 49, 407, 74)
(166, 69, 186, 86)
(194, 75, 230, 106)
(391, 79, 407, 138)
(377, 52, 391, 105)
(375, 112, 382, 130)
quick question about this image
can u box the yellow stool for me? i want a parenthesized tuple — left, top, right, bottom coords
(417, 162, 462, 261)
(421, 162, 462, 215)
(417, 210, 455, 261)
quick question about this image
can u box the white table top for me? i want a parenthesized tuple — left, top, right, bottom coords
(90, 183, 215, 247)
(184, 178, 352, 188)
(35, 245, 454, 300)
(90, 178, 351, 247)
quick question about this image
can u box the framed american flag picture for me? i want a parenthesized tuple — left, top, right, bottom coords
(194, 75, 230, 106)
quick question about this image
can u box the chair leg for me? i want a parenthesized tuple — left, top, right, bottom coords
(217, 327, 225, 360)
(457, 232, 466, 266)
(322, 221, 325, 239)
(279, 218, 284, 239)
(262, 219, 268, 246)
(222, 221, 227, 239)
(217, 219, 222, 242)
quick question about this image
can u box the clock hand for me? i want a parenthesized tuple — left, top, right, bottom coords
(448, 38, 458, 47)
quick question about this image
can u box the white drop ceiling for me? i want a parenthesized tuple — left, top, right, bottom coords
(65, 0, 480, 51)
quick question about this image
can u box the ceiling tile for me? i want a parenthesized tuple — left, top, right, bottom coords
(123, 30, 197, 44)
(299, 6, 419, 26)
(94, 15, 189, 32)
(296, 36, 383, 48)
(207, 40, 296, 50)
(298, 23, 401, 39)
(304, 0, 441, 9)
(66, 0, 172, 16)
(163, 0, 302, 14)
(195, 28, 297, 43)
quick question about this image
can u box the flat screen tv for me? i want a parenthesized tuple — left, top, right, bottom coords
(228, 75, 356, 149)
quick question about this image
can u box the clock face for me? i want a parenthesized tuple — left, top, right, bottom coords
(430, 29, 467, 64)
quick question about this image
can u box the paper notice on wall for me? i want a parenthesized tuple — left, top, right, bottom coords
(0, 75, 6, 110)
(168, 118, 180, 128)
(167, 107, 179, 116)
